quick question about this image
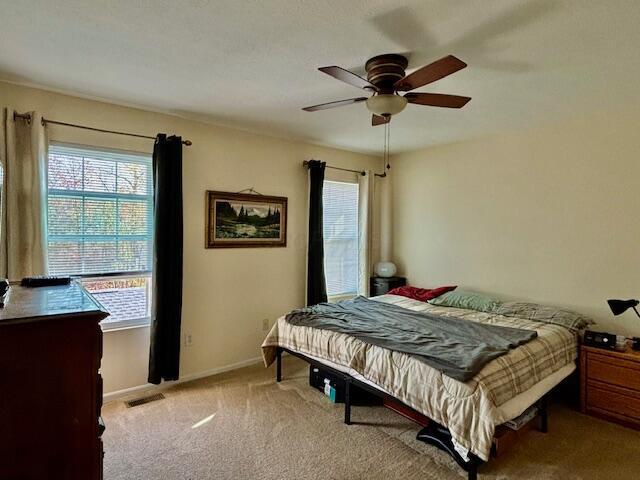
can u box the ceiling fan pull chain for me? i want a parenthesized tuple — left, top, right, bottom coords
(383, 122, 388, 174)
(386, 122, 391, 171)
(382, 121, 389, 172)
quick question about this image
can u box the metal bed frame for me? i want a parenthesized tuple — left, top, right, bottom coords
(275, 346, 548, 480)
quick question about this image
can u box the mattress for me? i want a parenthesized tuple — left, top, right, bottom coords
(261, 294, 578, 461)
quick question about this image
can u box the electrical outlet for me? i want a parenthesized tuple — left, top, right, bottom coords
(262, 319, 270, 331)
(184, 333, 193, 347)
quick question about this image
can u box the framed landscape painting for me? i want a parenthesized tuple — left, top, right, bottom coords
(206, 191, 287, 248)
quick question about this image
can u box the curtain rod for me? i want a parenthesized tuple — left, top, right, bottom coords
(302, 160, 366, 176)
(302, 160, 387, 178)
(12, 112, 192, 146)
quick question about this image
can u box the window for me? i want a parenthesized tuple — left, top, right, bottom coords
(47, 143, 153, 329)
(323, 181, 359, 298)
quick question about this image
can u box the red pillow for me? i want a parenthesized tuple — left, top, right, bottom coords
(387, 285, 457, 302)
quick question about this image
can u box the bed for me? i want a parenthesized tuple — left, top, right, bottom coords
(262, 294, 579, 479)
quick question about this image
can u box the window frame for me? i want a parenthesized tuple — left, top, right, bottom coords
(47, 142, 154, 331)
(322, 179, 360, 301)
(80, 270, 153, 331)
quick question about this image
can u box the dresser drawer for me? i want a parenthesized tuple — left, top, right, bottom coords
(587, 383, 640, 419)
(588, 355, 640, 392)
(97, 325, 103, 368)
(98, 438, 104, 480)
(97, 374, 103, 417)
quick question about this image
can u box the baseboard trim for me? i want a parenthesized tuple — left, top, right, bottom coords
(103, 356, 264, 404)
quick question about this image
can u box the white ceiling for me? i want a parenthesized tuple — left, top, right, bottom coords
(1, 0, 639, 154)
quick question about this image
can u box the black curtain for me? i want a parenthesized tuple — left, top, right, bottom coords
(148, 134, 183, 384)
(306, 160, 327, 306)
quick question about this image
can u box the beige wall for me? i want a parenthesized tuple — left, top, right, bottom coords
(1, 81, 380, 394)
(392, 109, 640, 337)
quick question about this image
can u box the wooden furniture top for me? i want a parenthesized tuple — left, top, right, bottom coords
(0, 282, 108, 326)
(581, 344, 640, 363)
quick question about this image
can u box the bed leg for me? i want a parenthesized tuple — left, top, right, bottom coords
(417, 423, 484, 479)
(467, 464, 477, 480)
(539, 395, 548, 433)
(276, 348, 282, 383)
(344, 378, 352, 425)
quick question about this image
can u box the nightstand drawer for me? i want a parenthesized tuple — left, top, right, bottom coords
(588, 356, 640, 392)
(581, 345, 640, 430)
(587, 384, 640, 419)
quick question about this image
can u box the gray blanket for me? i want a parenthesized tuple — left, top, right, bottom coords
(285, 296, 537, 382)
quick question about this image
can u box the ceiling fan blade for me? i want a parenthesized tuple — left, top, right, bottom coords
(372, 114, 390, 126)
(394, 55, 467, 92)
(318, 66, 377, 91)
(370, 7, 438, 56)
(404, 92, 471, 108)
(302, 97, 367, 112)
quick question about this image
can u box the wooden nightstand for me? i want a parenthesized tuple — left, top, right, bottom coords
(580, 344, 640, 429)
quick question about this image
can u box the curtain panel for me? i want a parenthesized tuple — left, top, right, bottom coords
(379, 175, 392, 263)
(148, 134, 183, 385)
(306, 159, 327, 306)
(357, 170, 374, 296)
(0, 109, 48, 280)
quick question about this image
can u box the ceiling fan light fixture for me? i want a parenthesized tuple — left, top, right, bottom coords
(365, 94, 408, 116)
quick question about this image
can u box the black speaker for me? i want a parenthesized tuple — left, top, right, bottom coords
(583, 330, 616, 350)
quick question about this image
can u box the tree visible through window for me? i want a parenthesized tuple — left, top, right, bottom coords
(47, 143, 153, 329)
(323, 181, 359, 297)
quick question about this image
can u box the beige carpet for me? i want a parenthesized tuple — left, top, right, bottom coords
(103, 356, 640, 479)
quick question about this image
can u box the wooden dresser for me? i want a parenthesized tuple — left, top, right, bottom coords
(580, 344, 640, 429)
(0, 282, 109, 480)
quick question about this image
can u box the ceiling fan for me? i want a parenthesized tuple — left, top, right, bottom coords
(302, 54, 471, 126)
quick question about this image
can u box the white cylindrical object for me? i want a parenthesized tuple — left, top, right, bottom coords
(375, 261, 397, 278)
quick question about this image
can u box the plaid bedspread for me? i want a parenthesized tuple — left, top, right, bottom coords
(261, 294, 577, 460)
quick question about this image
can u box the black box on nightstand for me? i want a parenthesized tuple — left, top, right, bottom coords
(370, 276, 406, 296)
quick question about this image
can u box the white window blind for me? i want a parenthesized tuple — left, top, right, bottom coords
(322, 181, 359, 297)
(47, 143, 153, 329)
(48, 143, 153, 275)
